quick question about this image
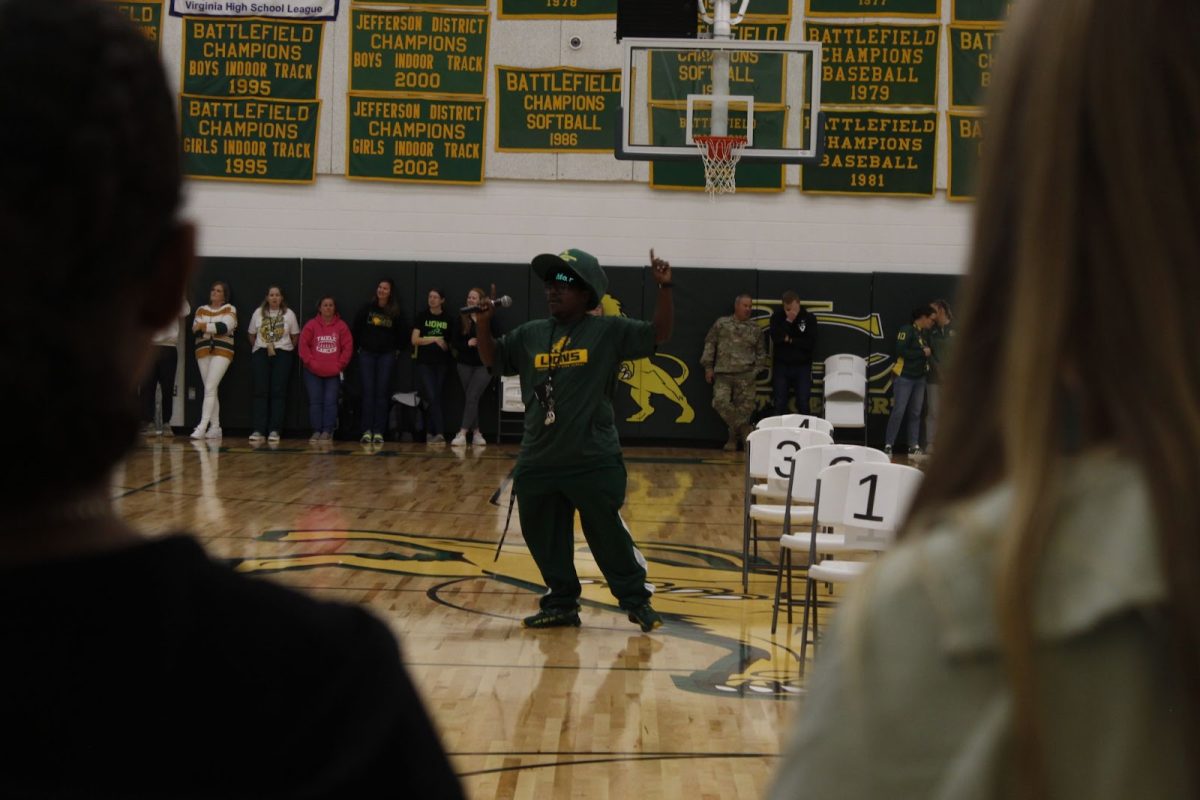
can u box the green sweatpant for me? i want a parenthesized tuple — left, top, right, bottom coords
(513, 455, 651, 612)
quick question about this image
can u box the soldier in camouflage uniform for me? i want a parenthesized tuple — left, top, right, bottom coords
(701, 294, 768, 451)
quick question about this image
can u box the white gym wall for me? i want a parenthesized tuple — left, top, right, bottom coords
(160, 3, 973, 274)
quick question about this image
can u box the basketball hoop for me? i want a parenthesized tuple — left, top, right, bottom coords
(694, 134, 747, 195)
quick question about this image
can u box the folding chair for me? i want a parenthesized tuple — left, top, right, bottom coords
(756, 413, 834, 435)
(822, 354, 868, 443)
(790, 461, 923, 668)
(768, 445, 889, 634)
(741, 426, 833, 591)
(496, 374, 524, 443)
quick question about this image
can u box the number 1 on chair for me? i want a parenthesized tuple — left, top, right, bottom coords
(853, 473, 885, 522)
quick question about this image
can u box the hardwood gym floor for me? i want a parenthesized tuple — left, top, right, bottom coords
(115, 437, 835, 799)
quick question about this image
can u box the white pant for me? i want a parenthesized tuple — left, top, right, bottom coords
(196, 355, 230, 431)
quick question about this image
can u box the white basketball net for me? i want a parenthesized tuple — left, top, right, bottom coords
(694, 134, 748, 195)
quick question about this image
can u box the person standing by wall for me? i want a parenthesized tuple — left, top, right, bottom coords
(300, 295, 353, 442)
(452, 286, 499, 447)
(412, 288, 453, 444)
(354, 278, 406, 445)
(190, 281, 236, 440)
(701, 294, 768, 451)
(883, 305, 935, 457)
(140, 299, 189, 436)
(925, 299, 954, 453)
(476, 249, 674, 632)
(769, 290, 818, 416)
(246, 285, 299, 443)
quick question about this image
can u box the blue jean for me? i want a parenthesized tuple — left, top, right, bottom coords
(359, 351, 395, 435)
(417, 363, 448, 435)
(885, 375, 926, 449)
(303, 369, 340, 434)
(773, 362, 813, 415)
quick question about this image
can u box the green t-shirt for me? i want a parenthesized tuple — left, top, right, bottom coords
(493, 315, 656, 467)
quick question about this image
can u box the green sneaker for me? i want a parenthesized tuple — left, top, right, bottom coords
(627, 603, 663, 632)
(522, 608, 581, 629)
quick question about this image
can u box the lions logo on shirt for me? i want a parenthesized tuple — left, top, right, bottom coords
(534, 335, 588, 369)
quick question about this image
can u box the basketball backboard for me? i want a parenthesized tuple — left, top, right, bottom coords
(616, 37, 823, 164)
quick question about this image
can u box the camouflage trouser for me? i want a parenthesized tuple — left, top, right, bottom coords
(712, 370, 757, 434)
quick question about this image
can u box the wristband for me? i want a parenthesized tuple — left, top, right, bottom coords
(658, 282, 674, 289)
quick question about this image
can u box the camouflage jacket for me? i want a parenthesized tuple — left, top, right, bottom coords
(700, 315, 768, 374)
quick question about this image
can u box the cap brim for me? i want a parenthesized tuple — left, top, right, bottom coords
(531, 253, 569, 282)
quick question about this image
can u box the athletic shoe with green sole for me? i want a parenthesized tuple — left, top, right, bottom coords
(627, 603, 663, 632)
(522, 608, 581, 628)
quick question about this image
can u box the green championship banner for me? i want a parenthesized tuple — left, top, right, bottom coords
(181, 95, 319, 183)
(649, 48, 785, 105)
(112, 1, 163, 48)
(698, 16, 790, 41)
(948, 112, 984, 200)
(949, 24, 1000, 108)
(807, 23, 938, 107)
(648, 103, 786, 192)
(952, 0, 1011, 22)
(182, 17, 323, 99)
(805, 0, 940, 19)
(497, 0, 614, 19)
(350, 7, 489, 96)
(347, 93, 485, 185)
(801, 109, 936, 196)
(496, 67, 620, 152)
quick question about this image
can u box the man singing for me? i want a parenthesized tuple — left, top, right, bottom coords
(476, 249, 674, 631)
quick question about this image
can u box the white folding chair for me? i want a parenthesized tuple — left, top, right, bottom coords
(496, 375, 525, 443)
(791, 462, 922, 667)
(741, 426, 833, 591)
(755, 413, 834, 435)
(823, 354, 868, 438)
(768, 446, 889, 634)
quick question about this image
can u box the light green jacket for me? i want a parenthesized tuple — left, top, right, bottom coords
(769, 452, 1192, 800)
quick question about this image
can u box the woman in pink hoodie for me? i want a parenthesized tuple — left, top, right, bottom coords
(299, 295, 353, 442)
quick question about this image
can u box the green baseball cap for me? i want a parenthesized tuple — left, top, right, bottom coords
(531, 248, 609, 310)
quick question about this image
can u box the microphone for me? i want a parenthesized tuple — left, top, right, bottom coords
(460, 295, 512, 313)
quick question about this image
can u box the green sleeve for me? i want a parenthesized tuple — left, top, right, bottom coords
(492, 324, 524, 377)
(613, 317, 656, 361)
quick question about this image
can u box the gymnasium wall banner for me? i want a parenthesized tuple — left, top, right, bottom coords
(706, 0, 791, 18)
(496, 0, 614, 20)
(800, 109, 937, 197)
(495, 67, 621, 153)
(169, 0, 339, 19)
(947, 111, 983, 201)
(182, 17, 323, 100)
(697, 16, 790, 42)
(111, 1, 164, 48)
(949, 24, 1000, 109)
(805, 23, 939, 108)
(346, 93, 486, 185)
(349, 7, 489, 97)
(648, 104, 786, 192)
(805, 0, 940, 20)
(951, 0, 1011, 22)
(649, 48, 786, 105)
(181, 96, 320, 182)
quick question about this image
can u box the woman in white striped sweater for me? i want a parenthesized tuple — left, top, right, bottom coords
(190, 281, 237, 439)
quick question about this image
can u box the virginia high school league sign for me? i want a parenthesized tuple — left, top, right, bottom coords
(170, 0, 339, 20)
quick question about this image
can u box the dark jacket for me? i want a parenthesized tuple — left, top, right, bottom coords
(769, 307, 818, 366)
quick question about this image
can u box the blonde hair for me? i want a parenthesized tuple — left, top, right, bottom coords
(907, 0, 1200, 793)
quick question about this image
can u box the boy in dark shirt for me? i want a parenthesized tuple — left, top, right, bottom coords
(768, 290, 819, 415)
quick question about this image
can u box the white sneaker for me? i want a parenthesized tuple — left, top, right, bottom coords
(248, 432, 265, 443)
(451, 431, 467, 446)
(141, 423, 158, 437)
(428, 434, 445, 444)
(190, 425, 206, 440)
(160, 426, 174, 438)
(320, 431, 333, 440)
(472, 431, 486, 446)
(309, 431, 321, 443)
(267, 431, 281, 443)
(205, 427, 222, 439)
